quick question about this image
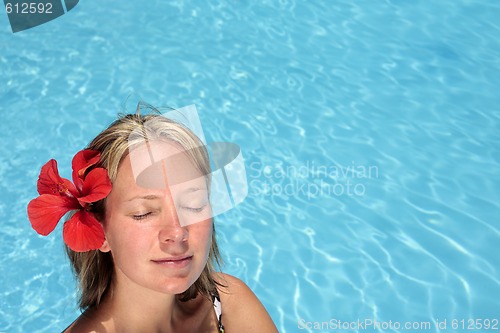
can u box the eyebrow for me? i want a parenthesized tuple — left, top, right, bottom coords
(182, 187, 206, 193)
(125, 188, 206, 202)
(126, 194, 162, 202)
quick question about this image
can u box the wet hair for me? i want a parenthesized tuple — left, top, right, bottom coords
(65, 107, 223, 310)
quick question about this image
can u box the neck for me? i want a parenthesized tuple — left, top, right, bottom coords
(97, 273, 182, 332)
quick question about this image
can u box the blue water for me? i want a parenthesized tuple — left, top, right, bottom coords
(1, 1, 499, 332)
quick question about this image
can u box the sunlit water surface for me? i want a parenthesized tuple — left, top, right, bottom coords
(0, 1, 499, 332)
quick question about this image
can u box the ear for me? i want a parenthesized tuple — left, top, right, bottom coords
(99, 238, 111, 253)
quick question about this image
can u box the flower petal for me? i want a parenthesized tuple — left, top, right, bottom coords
(63, 210, 105, 252)
(72, 149, 101, 190)
(37, 159, 78, 197)
(78, 168, 112, 205)
(27, 194, 80, 236)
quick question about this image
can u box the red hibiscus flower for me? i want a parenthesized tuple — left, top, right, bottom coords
(27, 149, 112, 252)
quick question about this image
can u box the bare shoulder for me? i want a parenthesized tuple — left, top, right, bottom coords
(61, 315, 84, 333)
(61, 308, 104, 333)
(213, 273, 279, 333)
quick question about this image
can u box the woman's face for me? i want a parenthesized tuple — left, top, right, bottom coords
(101, 141, 213, 295)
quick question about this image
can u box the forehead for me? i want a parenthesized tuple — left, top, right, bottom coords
(113, 141, 205, 196)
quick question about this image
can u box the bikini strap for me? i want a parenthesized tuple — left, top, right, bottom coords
(211, 290, 225, 333)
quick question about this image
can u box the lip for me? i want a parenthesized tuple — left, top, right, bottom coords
(152, 255, 193, 268)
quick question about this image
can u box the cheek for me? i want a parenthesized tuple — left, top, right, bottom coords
(103, 216, 150, 254)
(189, 219, 213, 252)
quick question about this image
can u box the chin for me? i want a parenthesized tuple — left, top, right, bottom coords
(156, 275, 197, 295)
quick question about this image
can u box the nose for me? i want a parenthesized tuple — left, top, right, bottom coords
(158, 198, 188, 243)
(158, 161, 188, 243)
(159, 223, 188, 243)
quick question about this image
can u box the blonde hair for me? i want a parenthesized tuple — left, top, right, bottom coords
(66, 110, 223, 310)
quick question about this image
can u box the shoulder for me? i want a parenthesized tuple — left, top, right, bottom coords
(60, 316, 89, 333)
(212, 273, 278, 333)
(60, 317, 80, 333)
(60, 308, 103, 333)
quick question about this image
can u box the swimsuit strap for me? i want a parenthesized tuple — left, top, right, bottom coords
(211, 290, 225, 333)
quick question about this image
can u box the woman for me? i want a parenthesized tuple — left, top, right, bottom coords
(27, 109, 278, 332)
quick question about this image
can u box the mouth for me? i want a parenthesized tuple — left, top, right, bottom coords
(152, 255, 193, 268)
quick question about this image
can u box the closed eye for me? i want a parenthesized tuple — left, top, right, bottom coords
(182, 205, 206, 213)
(132, 212, 152, 221)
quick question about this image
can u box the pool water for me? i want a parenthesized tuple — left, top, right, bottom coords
(1, 1, 499, 332)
